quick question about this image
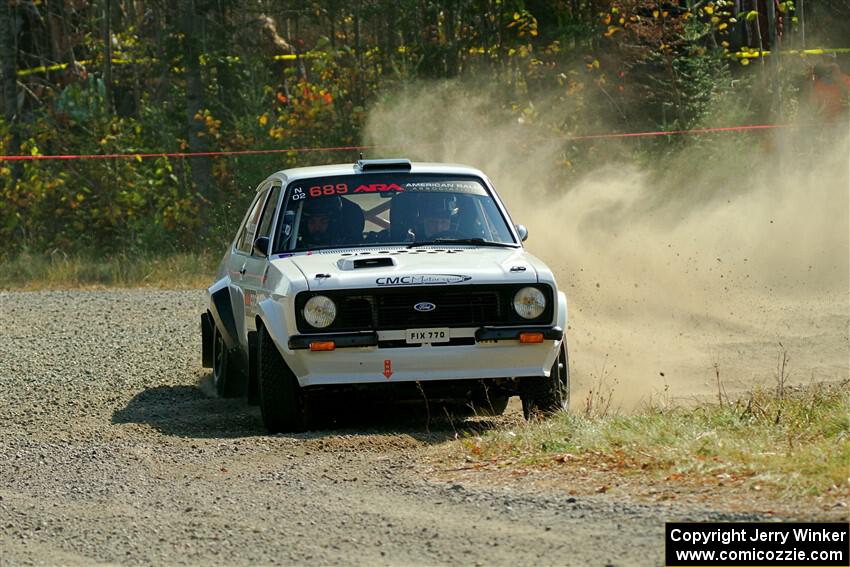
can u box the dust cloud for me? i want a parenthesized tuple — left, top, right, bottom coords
(364, 84, 850, 409)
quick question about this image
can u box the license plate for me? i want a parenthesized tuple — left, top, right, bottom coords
(405, 328, 450, 344)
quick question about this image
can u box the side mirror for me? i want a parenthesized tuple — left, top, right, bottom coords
(515, 224, 528, 242)
(253, 236, 270, 258)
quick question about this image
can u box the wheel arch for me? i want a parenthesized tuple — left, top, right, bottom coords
(256, 297, 290, 359)
(556, 290, 568, 338)
(208, 279, 240, 351)
(201, 311, 214, 368)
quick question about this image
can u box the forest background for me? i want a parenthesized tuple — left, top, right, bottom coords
(0, 0, 847, 271)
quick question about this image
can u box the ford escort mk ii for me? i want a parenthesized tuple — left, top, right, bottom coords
(201, 159, 569, 432)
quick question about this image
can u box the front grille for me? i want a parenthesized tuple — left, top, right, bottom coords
(375, 290, 500, 328)
(295, 284, 553, 332)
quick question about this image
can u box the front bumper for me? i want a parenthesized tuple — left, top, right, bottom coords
(282, 326, 563, 388)
(289, 326, 563, 350)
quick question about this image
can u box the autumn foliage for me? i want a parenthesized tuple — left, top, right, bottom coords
(0, 1, 846, 256)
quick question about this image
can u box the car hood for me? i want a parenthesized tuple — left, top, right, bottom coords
(278, 246, 539, 290)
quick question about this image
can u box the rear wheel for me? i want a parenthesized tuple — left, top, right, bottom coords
(212, 326, 243, 398)
(258, 324, 308, 433)
(520, 341, 570, 419)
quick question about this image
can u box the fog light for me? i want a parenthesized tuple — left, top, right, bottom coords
(310, 341, 336, 351)
(519, 332, 544, 344)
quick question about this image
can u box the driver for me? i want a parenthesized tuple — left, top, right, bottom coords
(300, 197, 342, 247)
(418, 196, 458, 239)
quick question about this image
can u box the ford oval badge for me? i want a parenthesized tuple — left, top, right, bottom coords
(414, 302, 436, 312)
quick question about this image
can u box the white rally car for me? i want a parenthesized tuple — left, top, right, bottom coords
(201, 159, 569, 432)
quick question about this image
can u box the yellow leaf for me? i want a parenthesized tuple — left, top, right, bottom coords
(740, 58, 750, 66)
(652, 9, 659, 18)
(513, 12, 520, 20)
(705, 5, 714, 14)
(718, 22, 728, 30)
(602, 13, 611, 25)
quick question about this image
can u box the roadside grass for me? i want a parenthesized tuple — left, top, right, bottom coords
(0, 251, 218, 290)
(450, 381, 849, 499)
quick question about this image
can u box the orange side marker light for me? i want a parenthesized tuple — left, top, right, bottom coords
(310, 341, 336, 351)
(519, 332, 545, 344)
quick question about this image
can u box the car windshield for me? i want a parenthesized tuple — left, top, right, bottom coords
(272, 174, 517, 253)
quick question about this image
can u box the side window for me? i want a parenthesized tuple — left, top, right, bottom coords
(235, 190, 268, 254)
(257, 184, 282, 241)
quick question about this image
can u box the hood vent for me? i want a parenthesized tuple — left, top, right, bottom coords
(338, 257, 396, 270)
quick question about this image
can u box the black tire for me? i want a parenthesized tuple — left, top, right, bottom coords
(519, 341, 570, 419)
(212, 325, 243, 398)
(258, 324, 308, 433)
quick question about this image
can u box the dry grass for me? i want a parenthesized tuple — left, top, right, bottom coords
(449, 381, 849, 499)
(0, 251, 218, 290)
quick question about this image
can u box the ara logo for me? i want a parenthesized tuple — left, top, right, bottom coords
(375, 274, 472, 286)
(413, 302, 436, 312)
(353, 183, 404, 193)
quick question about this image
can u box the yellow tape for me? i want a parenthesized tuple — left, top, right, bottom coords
(731, 47, 850, 59)
(17, 60, 85, 76)
(17, 52, 320, 76)
(16, 47, 850, 76)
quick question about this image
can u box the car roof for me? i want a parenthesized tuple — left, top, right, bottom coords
(269, 161, 487, 186)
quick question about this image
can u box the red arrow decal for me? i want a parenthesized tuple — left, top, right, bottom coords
(383, 359, 393, 379)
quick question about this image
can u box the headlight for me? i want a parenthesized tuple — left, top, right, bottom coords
(513, 287, 546, 319)
(303, 295, 337, 328)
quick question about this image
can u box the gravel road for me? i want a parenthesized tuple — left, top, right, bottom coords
(0, 290, 766, 566)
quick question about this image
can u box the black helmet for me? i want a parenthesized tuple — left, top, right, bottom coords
(302, 196, 342, 217)
(418, 195, 458, 219)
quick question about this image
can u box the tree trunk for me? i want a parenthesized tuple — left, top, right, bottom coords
(353, 1, 363, 104)
(0, 0, 20, 179)
(180, 0, 211, 208)
(103, 0, 113, 116)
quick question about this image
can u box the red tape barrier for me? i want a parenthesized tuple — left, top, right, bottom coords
(0, 123, 792, 162)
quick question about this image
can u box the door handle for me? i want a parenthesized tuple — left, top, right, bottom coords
(239, 263, 247, 276)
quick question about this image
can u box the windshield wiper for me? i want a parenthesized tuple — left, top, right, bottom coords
(407, 238, 516, 248)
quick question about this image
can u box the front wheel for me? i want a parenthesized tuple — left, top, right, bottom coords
(519, 341, 570, 419)
(258, 324, 308, 433)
